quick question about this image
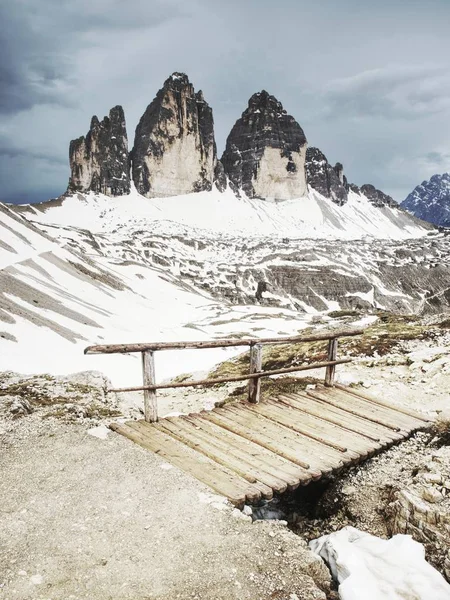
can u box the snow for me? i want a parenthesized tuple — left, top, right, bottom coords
(310, 527, 450, 600)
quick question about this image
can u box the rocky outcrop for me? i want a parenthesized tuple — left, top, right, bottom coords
(131, 73, 220, 198)
(221, 91, 307, 200)
(305, 147, 348, 205)
(68, 106, 130, 196)
(401, 173, 450, 227)
(358, 184, 397, 207)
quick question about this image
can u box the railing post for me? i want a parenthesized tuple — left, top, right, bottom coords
(324, 338, 338, 387)
(142, 350, 157, 422)
(248, 343, 262, 403)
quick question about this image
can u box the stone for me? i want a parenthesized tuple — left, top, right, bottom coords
(68, 106, 130, 196)
(422, 487, 444, 504)
(9, 396, 33, 416)
(359, 184, 397, 208)
(221, 90, 307, 200)
(305, 147, 348, 205)
(131, 73, 219, 198)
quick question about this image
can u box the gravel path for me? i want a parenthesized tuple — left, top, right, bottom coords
(0, 415, 330, 600)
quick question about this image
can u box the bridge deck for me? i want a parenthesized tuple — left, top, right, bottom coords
(111, 384, 432, 507)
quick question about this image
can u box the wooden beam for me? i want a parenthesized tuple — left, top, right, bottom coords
(324, 338, 338, 387)
(248, 343, 262, 404)
(84, 328, 364, 355)
(142, 350, 157, 423)
(109, 358, 352, 393)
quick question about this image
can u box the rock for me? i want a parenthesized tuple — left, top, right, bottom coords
(359, 184, 397, 208)
(131, 73, 219, 198)
(9, 396, 33, 416)
(401, 173, 450, 227)
(422, 487, 444, 504)
(68, 106, 130, 196)
(305, 147, 348, 205)
(221, 90, 308, 200)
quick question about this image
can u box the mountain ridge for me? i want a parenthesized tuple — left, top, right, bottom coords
(401, 173, 450, 227)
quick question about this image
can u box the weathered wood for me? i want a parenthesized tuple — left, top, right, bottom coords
(255, 401, 350, 454)
(155, 419, 274, 500)
(109, 358, 352, 393)
(142, 350, 157, 423)
(201, 410, 317, 474)
(185, 415, 308, 488)
(278, 393, 383, 443)
(84, 327, 364, 354)
(324, 338, 338, 387)
(248, 343, 262, 403)
(333, 383, 432, 423)
(306, 389, 403, 432)
(109, 422, 252, 506)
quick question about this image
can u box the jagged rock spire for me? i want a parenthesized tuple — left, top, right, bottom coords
(305, 147, 348, 205)
(68, 106, 130, 196)
(221, 91, 308, 200)
(131, 72, 222, 198)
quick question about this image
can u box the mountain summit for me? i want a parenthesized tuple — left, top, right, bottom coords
(221, 91, 308, 200)
(401, 173, 450, 226)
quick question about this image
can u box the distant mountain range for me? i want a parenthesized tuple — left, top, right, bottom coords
(401, 173, 450, 227)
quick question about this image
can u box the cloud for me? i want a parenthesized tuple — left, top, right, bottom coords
(321, 65, 450, 120)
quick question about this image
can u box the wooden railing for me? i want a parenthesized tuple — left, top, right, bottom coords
(84, 328, 363, 423)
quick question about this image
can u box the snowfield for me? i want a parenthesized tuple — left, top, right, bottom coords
(0, 185, 443, 387)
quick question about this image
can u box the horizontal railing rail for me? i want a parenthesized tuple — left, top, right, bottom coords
(84, 327, 363, 423)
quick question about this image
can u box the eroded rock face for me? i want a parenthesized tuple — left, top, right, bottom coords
(68, 106, 130, 196)
(305, 147, 348, 205)
(131, 73, 219, 198)
(221, 91, 307, 200)
(359, 184, 397, 207)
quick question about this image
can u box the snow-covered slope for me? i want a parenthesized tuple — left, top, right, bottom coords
(2, 186, 449, 384)
(401, 173, 450, 227)
(23, 186, 430, 240)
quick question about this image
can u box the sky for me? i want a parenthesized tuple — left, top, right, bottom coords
(1, 0, 450, 205)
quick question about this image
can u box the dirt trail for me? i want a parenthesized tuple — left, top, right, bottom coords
(0, 415, 330, 600)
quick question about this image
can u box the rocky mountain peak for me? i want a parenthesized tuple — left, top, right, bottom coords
(401, 173, 450, 226)
(305, 147, 348, 205)
(359, 184, 396, 208)
(68, 105, 130, 196)
(131, 72, 221, 197)
(221, 91, 307, 200)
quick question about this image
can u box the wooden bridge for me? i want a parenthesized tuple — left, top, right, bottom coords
(85, 329, 432, 507)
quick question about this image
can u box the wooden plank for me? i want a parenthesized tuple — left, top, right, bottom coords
(85, 327, 364, 354)
(324, 338, 338, 386)
(319, 386, 425, 432)
(278, 393, 389, 444)
(333, 384, 432, 424)
(256, 400, 349, 453)
(248, 343, 262, 403)
(200, 410, 321, 476)
(110, 359, 352, 394)
(156, 419, 274, 500)
(185, 415, 311, 488)
(306, 389, 404, 433)
(142, 350, 157, 423)
(266, 398, 374, 459)
(225, 405, 350, 472)
(178, 417, 290, 494)
(110, 422, 252, 506)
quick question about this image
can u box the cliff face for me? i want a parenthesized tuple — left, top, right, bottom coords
(68, 106, 130, 196)
(305, 147, 348, 205)
(131, 73, 220, 198)
(221, 91, 308, 200)
(401, 174, 450, 226)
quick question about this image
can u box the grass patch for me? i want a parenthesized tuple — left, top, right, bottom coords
(227, 376, 322, 403)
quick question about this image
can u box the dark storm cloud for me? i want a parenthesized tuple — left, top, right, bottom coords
(321, 66, 450, 120)
(1, 0, 449, 204)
